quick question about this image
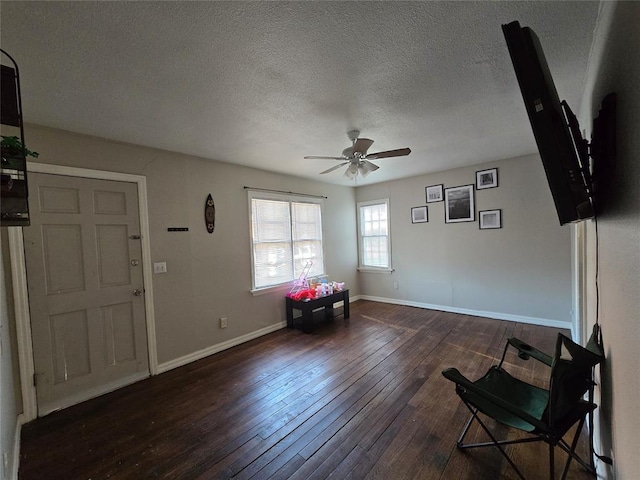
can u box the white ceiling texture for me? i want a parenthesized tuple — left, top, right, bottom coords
(1, 1, 601, 186)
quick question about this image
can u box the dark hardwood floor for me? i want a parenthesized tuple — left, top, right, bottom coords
(19, 301, 595, 479)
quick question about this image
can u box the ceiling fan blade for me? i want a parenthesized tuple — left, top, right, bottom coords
(352, 138, 374, 155)
(320, 162, 349, 174)
(304, 155, 345, 160)
(365, 148, 411, 160)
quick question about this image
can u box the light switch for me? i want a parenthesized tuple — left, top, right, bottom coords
(154, 262, 167, 274)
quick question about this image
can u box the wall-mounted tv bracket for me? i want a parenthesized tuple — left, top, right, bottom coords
(562, 93, 617, 214)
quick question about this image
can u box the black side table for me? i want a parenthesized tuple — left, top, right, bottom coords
(285, 289, 350, 333)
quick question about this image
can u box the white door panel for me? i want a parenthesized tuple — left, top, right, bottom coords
(24, 173, 149, 414)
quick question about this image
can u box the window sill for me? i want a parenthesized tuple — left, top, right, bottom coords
(250, 275, 328, 296)
(357, 267, 394, 274)
(250, 283, 291, 296)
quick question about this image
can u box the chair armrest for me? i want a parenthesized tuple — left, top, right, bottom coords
(442, 367, 548, 432)
(508, 337, 553, 366)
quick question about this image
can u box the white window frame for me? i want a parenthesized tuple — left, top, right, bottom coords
(357, 198, 393, 273)
(248, 190, 326, 293)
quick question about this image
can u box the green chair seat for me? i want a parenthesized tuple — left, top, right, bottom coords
(467, 366, 548, 432)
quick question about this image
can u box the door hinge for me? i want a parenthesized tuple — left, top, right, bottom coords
(33, 373, 37, 386)
(129, 234, 141, 240)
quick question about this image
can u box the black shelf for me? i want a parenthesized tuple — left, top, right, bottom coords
(1, 50, 30, 227)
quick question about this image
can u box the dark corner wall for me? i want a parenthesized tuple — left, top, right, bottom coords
(581, 2, 640, 479)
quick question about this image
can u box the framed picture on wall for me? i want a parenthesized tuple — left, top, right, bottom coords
(411, 206, 429, 223)
(476, 168, 498, 189)
(445, 185, 475, 223)
(479, 209, 502, 229)
(425, 184, 444, 203)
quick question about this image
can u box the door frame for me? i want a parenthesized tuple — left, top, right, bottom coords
(8, 163, 158, 421)
(571, 221, 588, 344)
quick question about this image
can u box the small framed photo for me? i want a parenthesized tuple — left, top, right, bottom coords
(479, 209, 502, 229)
(476, 168, 498, 189)
(445, 185, 475, 223)
(425, 184, 444, 203)
(411, 206, 429, 223)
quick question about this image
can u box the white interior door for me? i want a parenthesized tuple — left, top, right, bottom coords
(23, 172, 149, 414)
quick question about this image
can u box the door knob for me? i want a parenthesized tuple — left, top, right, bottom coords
(133, 289, 143, 296)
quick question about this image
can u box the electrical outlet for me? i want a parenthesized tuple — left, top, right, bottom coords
(153, 262, 167, 274)
(220, 317, 228, 328)
(393, 281, 399, 290)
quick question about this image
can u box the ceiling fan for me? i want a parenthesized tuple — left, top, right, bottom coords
(304, 130, 411, 179)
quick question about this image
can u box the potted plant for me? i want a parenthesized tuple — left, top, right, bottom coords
(1, 135, 38, 170)
(1, 135, 39, 157)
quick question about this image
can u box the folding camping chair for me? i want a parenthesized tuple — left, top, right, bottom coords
(442, 325, 604, 480)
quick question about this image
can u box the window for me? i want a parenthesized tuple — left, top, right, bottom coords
(357, 199, 391, 271)
(249, 192, 324, 290)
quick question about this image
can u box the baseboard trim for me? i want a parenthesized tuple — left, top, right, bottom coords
(157, 321, 287, 374)
(592, 426, 614, 480)
(358, 295, 571, 330)
(12, 413, 24, 480)
(157, 295, 362, 374)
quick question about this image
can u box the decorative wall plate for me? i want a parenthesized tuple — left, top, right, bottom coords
(205, 194, 215, 233)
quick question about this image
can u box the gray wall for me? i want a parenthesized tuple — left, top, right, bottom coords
(356, 154, 573, 325)
(580, 2, 640, 478)
(22, 125, 360, 365)
(1, 229, 21, 479)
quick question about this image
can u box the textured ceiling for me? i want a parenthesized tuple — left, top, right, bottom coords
(1, 1, 601, 186)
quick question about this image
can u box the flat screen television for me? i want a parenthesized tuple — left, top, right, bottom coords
(502, 21, 594, 225)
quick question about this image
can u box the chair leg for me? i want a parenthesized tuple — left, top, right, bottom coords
(559, 416, 596, 479)
(457, 410, 476, 447)
(588, 385, 596, 472)
(560, 426, 579, 480)
(558, 440, 595, 473)
(459, 402, 528, 480)
(549, 443, 555, 480)
(588, 415, 596, 471)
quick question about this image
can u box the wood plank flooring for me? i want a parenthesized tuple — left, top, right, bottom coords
(19, 301, 595, 479)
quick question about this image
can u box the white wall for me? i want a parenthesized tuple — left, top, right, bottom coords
(356, 154, 573, 326)
(22, 125, 360, 366)
(579, 2, 640, 478)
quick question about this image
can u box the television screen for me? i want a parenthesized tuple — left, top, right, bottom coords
(502, 21, 594, 225)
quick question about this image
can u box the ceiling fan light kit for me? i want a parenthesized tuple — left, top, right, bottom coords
(305, 130, 411, 180)
(358, 160, 378, 177)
